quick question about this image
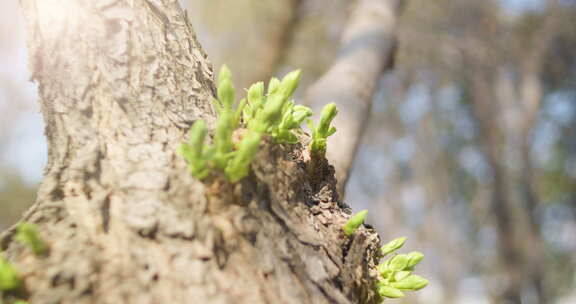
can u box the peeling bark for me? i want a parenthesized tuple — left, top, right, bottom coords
(0, 1, 382, 303)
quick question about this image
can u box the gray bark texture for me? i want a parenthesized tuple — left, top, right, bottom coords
(0, 1, 382, 303)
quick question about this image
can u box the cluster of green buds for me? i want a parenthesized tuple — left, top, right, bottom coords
(308, 103, 337, 158)
(179, 66, 317, 182)
(0, 255, 20, 291)
(15, 222, 47, 256)
(376, 237, 429, 300)
(243, 71, 312, 140)
(178, 66, 246, 180)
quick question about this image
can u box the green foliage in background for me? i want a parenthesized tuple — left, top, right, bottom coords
(377, 237, 428, 300)
(15, 222, 47, 256)
(179, 65, 336, 182)
(0, 256, 20, 291)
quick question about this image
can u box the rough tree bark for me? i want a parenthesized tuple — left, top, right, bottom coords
(0, 1, 382, 303)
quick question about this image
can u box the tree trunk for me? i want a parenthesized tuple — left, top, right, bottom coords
(0, 1, 381, 303)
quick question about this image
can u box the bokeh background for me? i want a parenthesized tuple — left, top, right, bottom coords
(1, 0, 575, 303)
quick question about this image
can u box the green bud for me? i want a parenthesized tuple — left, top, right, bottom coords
(247, 81, 265, 109)
(377, 263, 390, 277)
(318, 103, 338, 136)
(381, 237, 406, 256)
(211, 97, 222, 114)
(225, 131, 262, 182)
(213, 113, 234, 169)
(178, 120, 211, 179)
(342, 210, 368, 236)
(406, 251, 425, 268)
(268, 77, 281, 95)
(254, 93, 287, 133)
(218, 65, 232, 85)
(279, 69, 301, 98)
(245, 83, 264, 122)
(15, 222, 47, 256)
(276, 101, 295, 131)
(0, 256, 20, 291)
(189, 120, 208, 148)
(390, 274, 429, 291)
(217, 65, 235, 109)
(389, 254, 409, 271)
(234, 98, 247, 128)
(394, 271, 412, 282)
(292, 105, 313, 125)
(310, 103, 338, 157)
(378, 285, 405, 298)
(217, 78, 235, 109)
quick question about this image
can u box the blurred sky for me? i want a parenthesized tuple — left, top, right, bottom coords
(0, 1, 43, 186)
(501, 0, 545, 12)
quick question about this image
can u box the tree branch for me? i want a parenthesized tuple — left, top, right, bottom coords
(304, 0, 402, 196)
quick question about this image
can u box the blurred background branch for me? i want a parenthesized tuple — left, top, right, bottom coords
(305, 0, 402, 196)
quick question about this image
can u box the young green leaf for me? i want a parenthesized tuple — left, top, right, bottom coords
(279, 69, 301, 98)
(378, 285, 405, 298)
(377, 262, 391, 277)
(406, 251, 425, 268)
(394, 270, 412, 282)
(389, 254, 409, 271)
(291, 105, 313, 126)
(390, 274, 429, 291)
(342, 209, 368, 236)
(381, 237, 407, 256)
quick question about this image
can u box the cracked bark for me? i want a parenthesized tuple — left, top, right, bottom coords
(0, 0, 382, 303)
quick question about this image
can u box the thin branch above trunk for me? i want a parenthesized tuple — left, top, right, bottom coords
(305, 0, 402, 196)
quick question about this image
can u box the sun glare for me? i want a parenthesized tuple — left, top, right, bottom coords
(33, 0, 80, 33)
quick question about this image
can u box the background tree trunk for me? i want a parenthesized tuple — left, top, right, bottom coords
(0, 1, 381, 303)
(305, 0, 401, 196)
